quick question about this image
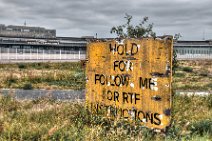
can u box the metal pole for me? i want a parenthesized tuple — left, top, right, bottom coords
(16, 47, 17, 60)
(8, 47, 9, 60)
(0, 47, 1, 60)
(74, 51, 75, 59)
(79, 50, 80, 60)
(54, 49, 56, 60)
(60, 49, 61, 60)
(30, 48, 32, 60)
(49, 49, 50, 60)
(23, 48, 25, 60)
(37, 48, 38, 60)
(43, 49, 44, 60)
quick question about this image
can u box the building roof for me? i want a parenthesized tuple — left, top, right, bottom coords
(175, 40, 212, 47)
(0, 24, 56, 38)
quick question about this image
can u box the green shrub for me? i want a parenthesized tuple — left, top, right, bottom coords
(182, 67, 193, 72)
(22, 83, 33, 90)
(7, 77, 18, 86)
(18, 63, 26, 69)
(199, 72, 208, 77)
(174, 73, 185, 77)
(190, 120, 212, 136)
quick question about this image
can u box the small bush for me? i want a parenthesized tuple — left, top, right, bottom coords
(182, 67, 193, 72)
(30, 63, 43, 69)
(199, 72, 208, 77)
(190, 120, 212, 136)
(174, 73, 185, 77)
(22, 83, 33, 90)
(18, 63, 26, 69)
(44, 64, 50, 69)
(7, 77, 18, 86)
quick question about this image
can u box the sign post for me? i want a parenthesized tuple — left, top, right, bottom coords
(86, 37, 173, 130)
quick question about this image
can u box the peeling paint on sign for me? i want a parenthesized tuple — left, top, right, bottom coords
(86, 37, 173, 130)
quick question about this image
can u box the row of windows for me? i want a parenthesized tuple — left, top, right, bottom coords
(0, 45, 86, 51)
(2, 46, 211, 55)
(175, 49, 211, 55)
(0, 48, 86, 54)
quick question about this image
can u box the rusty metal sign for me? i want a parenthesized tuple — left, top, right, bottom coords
(86, 37, 173, 130)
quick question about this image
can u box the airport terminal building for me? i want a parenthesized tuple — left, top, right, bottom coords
(0, 24, 88, 61)
(174, 40, 212, 60)
(0, 24, 211, 62)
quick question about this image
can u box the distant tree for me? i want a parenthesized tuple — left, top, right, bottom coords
(110, 13, 156, 38)
(111, 14, 181, 76)
(173, 33, 182, 75)
(174, 33, 182, 42)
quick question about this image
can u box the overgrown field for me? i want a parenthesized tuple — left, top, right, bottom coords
(174, 60, 212, 91)
(0, 94, 211, 140)
(0, 60, 211, 140)
(0, 60, 211, 91)
(0, 62, 85, 90)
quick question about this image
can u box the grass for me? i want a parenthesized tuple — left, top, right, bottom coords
(173, 60, 212, 91)
(0, 60, 211, 140)
(0, 62, 85, 90)
(174, 72, 185, 78)
(182, 66, 193, 72)
(0, 60, 211, 91)
(0, 94, 211, 140)
(22, 83, 33, 90)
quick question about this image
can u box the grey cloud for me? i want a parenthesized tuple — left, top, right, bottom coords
(0, 0, 212, 39)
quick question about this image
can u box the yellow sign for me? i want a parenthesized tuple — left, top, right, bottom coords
(86, 37, 173, 129)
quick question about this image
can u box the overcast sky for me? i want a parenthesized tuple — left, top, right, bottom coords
(0, 0, 212, 40)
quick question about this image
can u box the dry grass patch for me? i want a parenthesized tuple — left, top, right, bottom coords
(174, 60, 212, 91)
(0, 94, 211, 140)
